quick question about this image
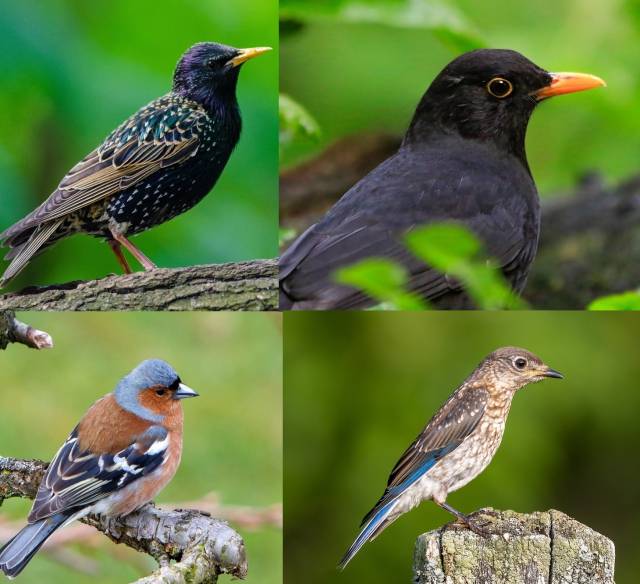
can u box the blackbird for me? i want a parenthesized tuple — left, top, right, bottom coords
(279, 49, 605, 309)
(0, 42, 271, 286)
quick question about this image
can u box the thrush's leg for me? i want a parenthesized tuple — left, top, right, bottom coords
(436, 501, 492, 536)
(108, 240, 133, 274)
(108, 226, 157, 271)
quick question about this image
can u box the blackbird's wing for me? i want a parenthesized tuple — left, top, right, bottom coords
(1, 95, 206, 241)
(360, 385, 488, 526)
(28, 426, 169, 522)
(280, 146, 538, 308)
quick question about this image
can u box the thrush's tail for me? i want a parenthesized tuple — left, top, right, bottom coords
(338, 499, 398, 570)
(0, 512, 70, 577)
(0, 220, 62, 287)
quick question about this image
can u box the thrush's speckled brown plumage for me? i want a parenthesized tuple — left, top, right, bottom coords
(280, 49, 605, 310)
(338, 347, 563, 569)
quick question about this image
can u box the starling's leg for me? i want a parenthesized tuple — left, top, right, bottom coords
(108, 240, 133, 274)
(108, 227, 157, 271)
(435, 501, 492, 536)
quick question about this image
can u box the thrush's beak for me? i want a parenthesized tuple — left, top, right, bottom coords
(534, 72, 606, 100)
(542, 367, 564, 379)
(227, 46, 272, 68)
(174, 383, 199, 399)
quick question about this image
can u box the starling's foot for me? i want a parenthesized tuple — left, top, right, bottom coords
(477, 508, 501, 518)
(464, 517, 496, 537)
(109, 228, 157, 271)
(108, 240, 133, 274)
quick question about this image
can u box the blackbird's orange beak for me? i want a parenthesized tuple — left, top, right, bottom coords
(534, 72, 606, 100)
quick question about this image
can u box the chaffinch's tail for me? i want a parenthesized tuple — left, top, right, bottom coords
(0, 512, 70, 578)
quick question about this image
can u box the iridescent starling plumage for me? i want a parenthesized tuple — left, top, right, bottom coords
(338, 347, 563, 569)
(0, 42, 271, 286)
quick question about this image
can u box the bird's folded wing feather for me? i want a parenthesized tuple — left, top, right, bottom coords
(2, 96, 205, 239)
(361, 385, 488, 526)
(280, 150, 536, 308)
(28, 425, 169, 522)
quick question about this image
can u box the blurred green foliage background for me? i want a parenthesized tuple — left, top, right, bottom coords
(284, 312, 640, 583)
(0, 312, 282, 583)
(0, 0, 278, 290)
(280, 0, 640, 194)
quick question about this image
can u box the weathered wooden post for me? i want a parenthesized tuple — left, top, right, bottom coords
(413, 509, 615, 584)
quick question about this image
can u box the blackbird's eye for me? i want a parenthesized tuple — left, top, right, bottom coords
(514, 357, 527, 370)
(486, 77, 513, 98)
(155, 389, 166, 397)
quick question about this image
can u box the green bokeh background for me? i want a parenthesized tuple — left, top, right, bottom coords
(0, 0, 278, 290)
(0, 312, 282, 584)
(281, 0, 640, 194)
(284, 312, 640, 583)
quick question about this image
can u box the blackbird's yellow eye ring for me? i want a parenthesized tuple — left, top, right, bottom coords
(486, 77, 513, 98)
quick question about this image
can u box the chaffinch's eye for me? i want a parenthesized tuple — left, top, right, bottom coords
(486, 77, 513, 98)
(514, 357, 527, 370)
(155, 389, 166, 397)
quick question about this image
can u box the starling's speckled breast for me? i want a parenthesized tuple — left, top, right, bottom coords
(79, 94, 239, 237)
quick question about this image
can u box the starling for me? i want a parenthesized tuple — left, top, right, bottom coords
(0, 42, 271, 286)
(279, 49, 605, 309)
(338, 347, 563, 569)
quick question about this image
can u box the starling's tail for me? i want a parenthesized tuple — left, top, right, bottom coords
(0, 513, 69, 578)
(1, 220, 62, 287)
(338, 498, 398, 570)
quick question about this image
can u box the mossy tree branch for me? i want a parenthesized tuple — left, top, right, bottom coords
(0, 457, 247, 583)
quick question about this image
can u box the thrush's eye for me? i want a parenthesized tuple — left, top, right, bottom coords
(487, 77, 513, 98)
(514, 357, 527, 370)
(155, 389, 166, 397)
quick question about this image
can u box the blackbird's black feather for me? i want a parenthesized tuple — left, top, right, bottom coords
(0, 42, 264, 285)
(280, 49, 568, 310)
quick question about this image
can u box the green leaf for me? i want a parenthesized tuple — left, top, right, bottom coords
(588, 291, 640, 311)
(335, 258, 428, 310)
(279, 93, 320, 149)
(280, 0, 484, 53)
(406, 223, 527, 310)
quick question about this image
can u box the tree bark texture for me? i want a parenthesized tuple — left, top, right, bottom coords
(413, 508, 615, 584)
(0, 260, 278, 311)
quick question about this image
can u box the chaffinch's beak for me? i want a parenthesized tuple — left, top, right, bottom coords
(174, 383, 199, 399)
(542, 367, 564, 379)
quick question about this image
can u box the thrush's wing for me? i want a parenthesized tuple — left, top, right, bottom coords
(360, 385, 488, 526)
(1, 94, 206, 243)
(280, 144, 538, 308)
(28, 426, 169, 522)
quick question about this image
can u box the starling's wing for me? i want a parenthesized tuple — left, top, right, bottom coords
(280, 144, 538, 309)
(1, 95, 206, 241)
(28, 426, 169, 522)
(360, 385, 488, 526)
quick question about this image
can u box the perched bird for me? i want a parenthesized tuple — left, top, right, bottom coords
(0, 42, 271, 286)
(280, 49, 605, 309)
(338, 347, 563, 569)
(0, 359, 198, 577)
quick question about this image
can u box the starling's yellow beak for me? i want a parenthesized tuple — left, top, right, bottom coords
(542, 367, 564, 379)
(228, 47, 272, 68)
(534, 72, 606, 100)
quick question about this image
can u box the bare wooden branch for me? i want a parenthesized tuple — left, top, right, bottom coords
(0, 311, 53, 350)
(0, 260, 278, 311)
(414, 508, 615, 584)
(281, 133, 640, 307)
(0, 457, 247, 583)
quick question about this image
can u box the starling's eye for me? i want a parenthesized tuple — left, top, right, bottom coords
(514, 357, 527, 370)
(155, 389, 166, 397)
(206, 57, 223, 69)
(486, 77, 513, 98)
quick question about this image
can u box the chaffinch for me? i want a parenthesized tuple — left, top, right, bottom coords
(0, 359, 198, 578)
